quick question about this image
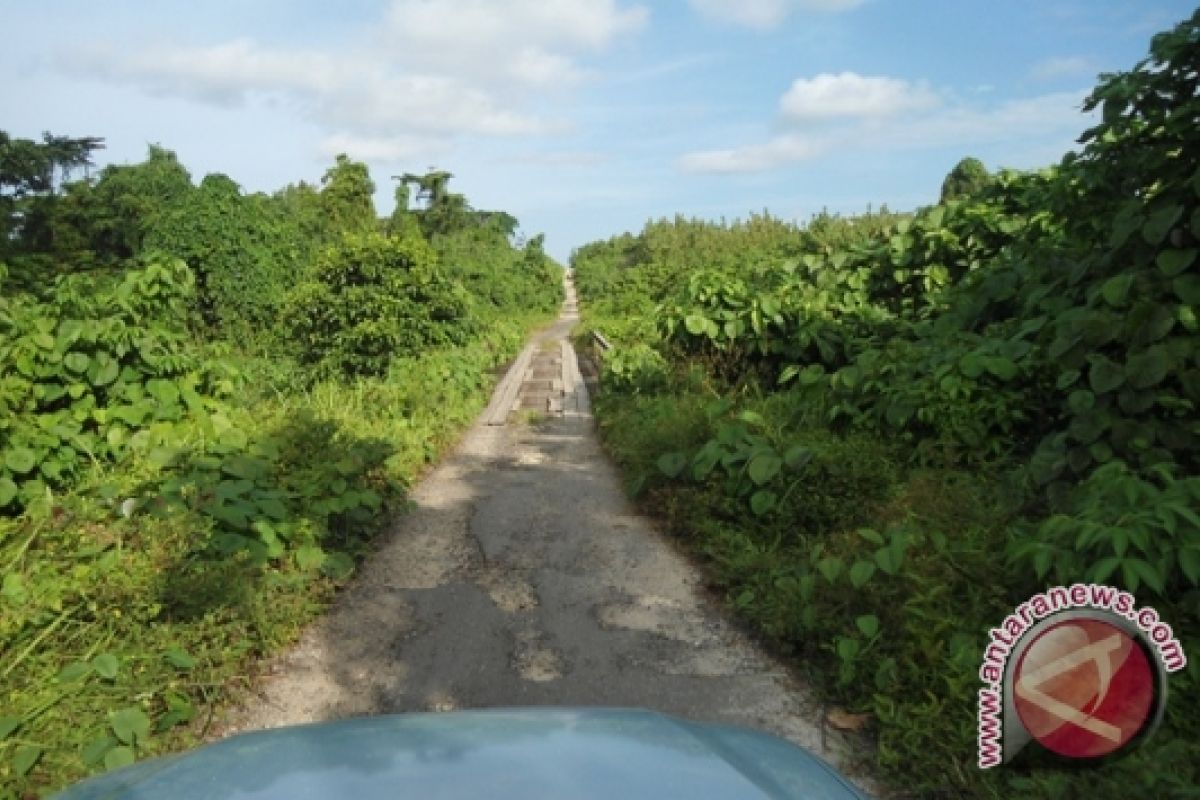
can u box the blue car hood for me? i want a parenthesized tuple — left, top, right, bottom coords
(54, 708, 868, 799)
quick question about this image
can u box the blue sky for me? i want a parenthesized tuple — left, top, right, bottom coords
(2, 1, 1193, 262)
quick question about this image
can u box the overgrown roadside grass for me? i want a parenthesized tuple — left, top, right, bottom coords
(590, 382, 1199, 799)
(0, 313, 548, 797)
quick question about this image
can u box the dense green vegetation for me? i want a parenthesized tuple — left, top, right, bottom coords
(574, 14, 1198, 799)
(0, 137, 560, 795)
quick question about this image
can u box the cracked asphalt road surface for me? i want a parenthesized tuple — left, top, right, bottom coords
(218, 278, 873, 793)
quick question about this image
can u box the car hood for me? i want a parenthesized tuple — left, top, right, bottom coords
(54, 708, 868, 800)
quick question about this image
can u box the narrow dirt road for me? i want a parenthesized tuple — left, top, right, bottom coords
(218, 278, 873, 793)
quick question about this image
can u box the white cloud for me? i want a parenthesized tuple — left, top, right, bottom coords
(63, 39, 355, 106)
(680, 87, 1090, 174)
(317, 74, 552, 137)
(880, 90, 1089, 150)
(780, 72, 939, 120)
(65, 42, 551, 139)
(56, 1, 647, 161)
(679, 134, 825, 173)
(689, 0, 864, 30)
(381, 0, 647, 88)
(1030, 56, 1095, 80)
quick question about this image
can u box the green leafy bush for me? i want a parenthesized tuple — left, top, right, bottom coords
(574, 11, 1200, 798)
(0, 258, 220, 513)
(601, 343, 669, 395)
(144, 174, 303, 331)
(281, 231, 478, 378)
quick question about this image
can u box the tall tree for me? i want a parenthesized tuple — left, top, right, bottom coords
(939, 157, 991, 203)
(320, 154, 376, 232)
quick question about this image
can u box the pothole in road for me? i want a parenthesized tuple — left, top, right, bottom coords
(477, 567, 540, 613)
(512, 629, 565, 683)
(595, 594, 721, 647)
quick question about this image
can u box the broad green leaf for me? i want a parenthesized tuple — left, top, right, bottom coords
(0, 716, 20, 740)
(1157, 248, 1196, 277)
(105, 746, 136, 771)
(983, 356, 1017, 381)
(164, 648, 196, 670)
(874, 546, 902, 575)
(856, 614, 880, 638)
(295, 544, 326, 571)
(215, 479, 254, 500)
(57, 661, 92, 683)
(90, 357, 120, 387)
(0, 478, 16, 507)
(109, 707, 150, 746)
(13, 745, 42, 776)
(1068, 390, 1095, 414)
(1174, 274, 1200, 304)
(1088, 440, 1114, 463)
(958, 352, 985, 378)
(798, 364, 826, 385)
(683, 314, 708, 336)
(849, 560, 876, 588)
(749, 490, 776, 516)
(746, 453, 782, 486)
(1087, 355, 1125, 394)
(856, 528, 884, 545)
(82, 735, 115, 766)
(1128, 301, 1175, 345)
(92, 653, 120, 680)
(836, 637, 860, 662)
(656, 452, 687, 478)
(816, 556, 843, 584)
(783, 445, 814, 470)
(1100, 274, 1134, 306)
(1125, 346, 1169, 390)
(1055, 369, 1081, 390)
(4, 448, 37, 475)
(1142, 204, 1183, 245)
(147, 447, 183, 469)
(691, 447, 721, 480)
(63, 352, 90, 373)
(736, 410, 765, 426)
(256, 496, 289, 520)
(145, 379, 180, 406)
(216, 427, 249, 451)
(836, 365, 861, 389)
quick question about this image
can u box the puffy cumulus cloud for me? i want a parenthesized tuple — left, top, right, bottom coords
(688, 0, 864, 30)
(381, 0, 648, 88)
(680, 83, 1089, 174)
(64, 42, 551, 139)
(62, 39, 357, 106)
(58, 0, 647, 160)
(678, 134, 825, 173)
(384, 0, 647, 54)
(780, 72, 940, 120)
(316, 74, 553, 137)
